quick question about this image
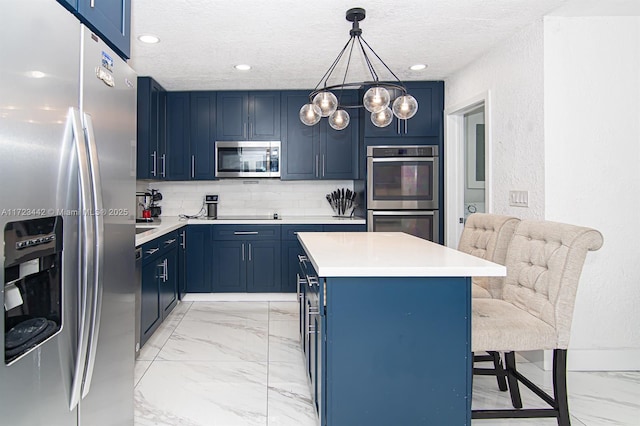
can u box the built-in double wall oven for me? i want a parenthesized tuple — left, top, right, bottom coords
(367, 145, 439, 242)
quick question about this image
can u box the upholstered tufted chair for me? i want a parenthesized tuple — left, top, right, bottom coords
(458, 213, 520, 298)
(471, 219, 603, 425)
(458, 213, 520, 391)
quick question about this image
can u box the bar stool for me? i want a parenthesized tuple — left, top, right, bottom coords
(458, 213, 520, 391)
(471, 219, 603, 425)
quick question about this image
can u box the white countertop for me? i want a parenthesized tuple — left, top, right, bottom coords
(297, 232, 507, 277)
(135, 216, 366, 246)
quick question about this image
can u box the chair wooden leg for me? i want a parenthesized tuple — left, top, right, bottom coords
(490, 351, 508, 391)
(553, 349, 571, 426)
(505, 351, 523, 409)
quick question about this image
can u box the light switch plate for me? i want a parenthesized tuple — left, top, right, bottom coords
(509, 190, 529, 207)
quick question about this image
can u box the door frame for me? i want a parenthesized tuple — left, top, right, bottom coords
(443, 91, 492, 248)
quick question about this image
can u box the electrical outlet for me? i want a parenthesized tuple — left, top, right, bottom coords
(509, 190, 529, 207)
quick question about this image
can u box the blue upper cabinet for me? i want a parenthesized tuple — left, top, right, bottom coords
(321, 91, 359, 179)
(216, 92, 246, 139)
(363, 81, 444, 140)
(281, 91, 318, 180)
(250, 92, 281, 140)
(216, 91, 280, 140)
(57, 0, 131, 59)
(165, 92, 191, 180)
(190, 92, 217, 180)
(137, 77, 166, 180)
(281, 90, 358, 180)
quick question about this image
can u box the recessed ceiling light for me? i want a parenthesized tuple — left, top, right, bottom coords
(26, 71, 46, 79)
(409, 64, 427, 71)
(138, 34, 160, 44)
(234, 64, 251, 71)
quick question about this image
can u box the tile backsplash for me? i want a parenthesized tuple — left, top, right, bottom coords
(140, 180, 355, 217)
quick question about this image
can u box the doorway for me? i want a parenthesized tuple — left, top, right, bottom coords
(443, 92, 491, 247)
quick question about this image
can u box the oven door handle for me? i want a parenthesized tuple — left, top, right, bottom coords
(369, 157, 435, 163)
(369, 210, 436, 216)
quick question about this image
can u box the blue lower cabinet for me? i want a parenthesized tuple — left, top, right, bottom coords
(140, 257, 161, 346)
(212, 241, 247, 292)
(212, 239, 281, 293)
(160, 245, 178, 318)
(281, 240, 303, 293)
(185, 226, 212, 293)
(281, 224, 324, 293)
(140, 232, 179, 347)
(247, 240, 281, 292)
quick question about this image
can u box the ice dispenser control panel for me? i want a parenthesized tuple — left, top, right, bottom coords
(4, 216, 63, 364)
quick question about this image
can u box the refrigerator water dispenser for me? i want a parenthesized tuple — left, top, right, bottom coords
(4, 217, 63, 364)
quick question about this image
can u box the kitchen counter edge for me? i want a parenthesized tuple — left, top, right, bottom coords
(135, 216, 366, 246)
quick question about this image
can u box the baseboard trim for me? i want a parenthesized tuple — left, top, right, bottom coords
(520, 349, 640, 371)
(182, 293, 297, 302)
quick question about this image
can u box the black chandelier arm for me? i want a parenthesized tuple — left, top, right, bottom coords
(312, 36, 354, 95)
(356, 36, 380, 82)
(359, 36, 406, 89)
(337, 35, 358, 105)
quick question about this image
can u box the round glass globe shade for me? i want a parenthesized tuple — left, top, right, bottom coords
(312, 91, 338, 117)
(392, 95, 418, 119)
(299, 103, 321, 126)
(370, 107, 393, 128)
(363, 87, 390, 113)
(329, 109, 350, 130)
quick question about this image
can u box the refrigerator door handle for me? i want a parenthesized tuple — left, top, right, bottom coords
(80, 113, 105, 399)
(68, 107, 95, 410)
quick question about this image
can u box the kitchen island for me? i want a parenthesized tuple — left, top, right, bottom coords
(296, 232, 506, 426)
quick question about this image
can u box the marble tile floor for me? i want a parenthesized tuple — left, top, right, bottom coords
(134, 301, 640, 426)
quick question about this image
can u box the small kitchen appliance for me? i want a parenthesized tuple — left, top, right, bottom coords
(215, 141, 281, 178)
(205, 195, 219, 219)
(149, 189, 162, 217)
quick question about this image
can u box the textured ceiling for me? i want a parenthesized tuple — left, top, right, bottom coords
(130, 0, 569, 91)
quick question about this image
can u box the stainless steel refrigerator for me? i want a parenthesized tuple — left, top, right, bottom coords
(1, 1, 136, 424)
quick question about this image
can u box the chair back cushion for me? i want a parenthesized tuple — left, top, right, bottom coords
(502, 220, 603, 348)
(458, 213, 520, 298)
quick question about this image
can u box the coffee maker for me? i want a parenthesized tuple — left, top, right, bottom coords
(205, 194, 218, 219)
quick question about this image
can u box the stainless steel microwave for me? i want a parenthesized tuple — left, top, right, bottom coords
(215, 141, 281, 178)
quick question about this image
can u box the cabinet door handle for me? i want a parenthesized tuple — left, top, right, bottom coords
(248, 243, 252, 261)
(158, 259, 168, 282)
(234, 231, 258, 235)
(297, 254, 307, 263)
(315, 155, 319, 178)
(145, 247, 159, 255)
(164, 238, 176, 246)
(322, 155, 325, 177)
(180, 231, 186, 249)
(397, 119, 401, 135)
(249, 122, 253, 138)
(244, 122, 248, 139)
(151, 151, 157, 177)
(307, 275, 319, 288)
(404, 119, 408, 134)
(191, 155, 195, 178)
(161, 154, 166, 177)
(242, 243, 245, 261)
(90, 0, 95, 7)
(164, 259, 168, 282)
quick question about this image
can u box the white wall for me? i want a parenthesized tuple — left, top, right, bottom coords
(139, 180, 354, 217)
(544, 15, 640, 369)
(445, 12, 640, 370)
(445, 20, 546, 220)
